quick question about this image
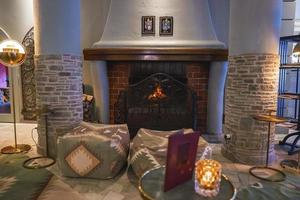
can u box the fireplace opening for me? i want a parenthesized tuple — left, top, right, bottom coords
(114, 62, 197, 138)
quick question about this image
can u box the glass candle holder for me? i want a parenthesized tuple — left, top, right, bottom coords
(194, 159, 222, 197)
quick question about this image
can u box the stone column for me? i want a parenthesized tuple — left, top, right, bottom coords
(222, 0, 282, 165)
(207, 62, 228, 135)
(33, 0, 82, 157)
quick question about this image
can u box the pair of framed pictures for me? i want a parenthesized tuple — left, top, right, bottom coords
(142, 16, 173, 36)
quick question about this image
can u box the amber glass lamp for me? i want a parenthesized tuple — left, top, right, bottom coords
(0, 40, 31, 154)
(194, 159, 222, 197)
(0, 40, 26, 67)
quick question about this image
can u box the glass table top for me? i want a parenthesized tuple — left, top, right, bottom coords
(139, 167, 236, 200)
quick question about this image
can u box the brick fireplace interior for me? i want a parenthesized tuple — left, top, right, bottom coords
(108, 61, 209, 135)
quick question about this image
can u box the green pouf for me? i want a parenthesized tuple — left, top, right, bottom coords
(0, 154, 52, 200)
(57, 123, 130, 179)
(130, 128, 208, 178)
(236, 172, 300, 200)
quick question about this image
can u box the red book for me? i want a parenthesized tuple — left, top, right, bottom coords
(164, 132, 200, 192)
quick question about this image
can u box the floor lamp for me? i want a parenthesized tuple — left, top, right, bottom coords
(0, 39, 31, 154)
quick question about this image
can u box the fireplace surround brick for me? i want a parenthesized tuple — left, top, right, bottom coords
(108, 62, 130, 123)
(107, 61, 209, 133)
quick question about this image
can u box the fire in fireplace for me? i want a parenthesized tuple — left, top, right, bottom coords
(148, 84, 167, 102)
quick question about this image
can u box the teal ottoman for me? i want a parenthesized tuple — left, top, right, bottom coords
(57, 122, 130, 179)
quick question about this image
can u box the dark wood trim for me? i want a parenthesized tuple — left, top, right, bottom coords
(83, 47, 228, 61)
(280, 35, 300, 42)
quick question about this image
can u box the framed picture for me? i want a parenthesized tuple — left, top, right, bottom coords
(141, 16, 155, 36)
(164, 132, 200, 191)
(159, 16, 173, 36)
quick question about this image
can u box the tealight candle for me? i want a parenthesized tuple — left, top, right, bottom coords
(194, 159, 222, 197)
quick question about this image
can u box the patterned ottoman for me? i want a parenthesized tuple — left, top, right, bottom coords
(130, 128, 209, 178)
(57, 122, 130, 179)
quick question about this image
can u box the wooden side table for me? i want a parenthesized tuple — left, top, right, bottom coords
(249, 113, 287, 182)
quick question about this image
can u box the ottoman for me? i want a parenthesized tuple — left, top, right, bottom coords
(57, 122, 130, 179)
(130, 128, 209, 178)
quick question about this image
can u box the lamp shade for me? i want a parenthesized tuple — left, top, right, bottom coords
(0, 40, 26, 67)
(293, 43, 300, 56)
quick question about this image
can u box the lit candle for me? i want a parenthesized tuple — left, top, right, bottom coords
(194, 159, 222, 197)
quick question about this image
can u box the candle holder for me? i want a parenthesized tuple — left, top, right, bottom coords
(194, 159, 222, 197)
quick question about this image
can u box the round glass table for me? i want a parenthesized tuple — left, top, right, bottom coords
(139, 167, 236, 200)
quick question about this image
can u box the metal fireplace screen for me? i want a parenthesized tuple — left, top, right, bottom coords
(115, 73, 197, 138)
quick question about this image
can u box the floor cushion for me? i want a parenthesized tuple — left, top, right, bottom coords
(57, 122, 130, 179)
(130, 128, 208, 178)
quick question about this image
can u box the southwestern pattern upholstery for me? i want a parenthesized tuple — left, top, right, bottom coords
(130, 128, 208, 178)
(57, 122, 130, 179)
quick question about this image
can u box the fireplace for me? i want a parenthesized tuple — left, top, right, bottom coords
(84, 48, 227, 135)
(114, 62, 197, 137)
(103, 59, 211, 137)
(83, 0, 229, 136)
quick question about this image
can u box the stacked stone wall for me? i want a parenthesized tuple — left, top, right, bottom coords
(35, 54, 82, 157)
(222, 54, 279, 164)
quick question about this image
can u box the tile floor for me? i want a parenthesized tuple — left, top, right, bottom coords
(0, 122, 299, 200)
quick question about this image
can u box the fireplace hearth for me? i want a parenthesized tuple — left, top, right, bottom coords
(115, 72, 197, 138)
(84, 48, 228, 136)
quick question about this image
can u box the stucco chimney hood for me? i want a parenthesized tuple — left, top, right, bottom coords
(95, 0, 224, 48)
(84, 0, 227, 61)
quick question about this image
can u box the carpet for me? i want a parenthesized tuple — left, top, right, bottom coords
(0, 154, 52, 200)
(236, 171, 300, 200)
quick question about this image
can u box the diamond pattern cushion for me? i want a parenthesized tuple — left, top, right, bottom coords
(57, 123, 130, 179)
(65, 144, 100, 176)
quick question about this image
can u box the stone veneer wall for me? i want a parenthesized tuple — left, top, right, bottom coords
(222, 54, 279, 165)
(107, 62, 209, 133)
(35, 54, 83, 157)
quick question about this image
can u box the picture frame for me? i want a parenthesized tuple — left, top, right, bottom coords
(141, 16, 155, 36)
(159, 16, 173, 36)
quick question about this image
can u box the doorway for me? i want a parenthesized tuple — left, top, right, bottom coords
(0, 64, 10, 114)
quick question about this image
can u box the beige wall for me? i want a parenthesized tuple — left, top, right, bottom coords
(0, 0, 34, 42)
(0, 0, 33, 122)
(81, 0, 111, 93)
(0, 0, 111, 50)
